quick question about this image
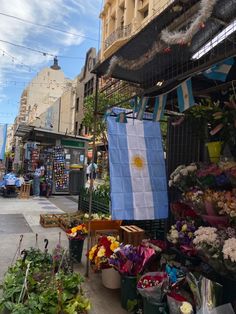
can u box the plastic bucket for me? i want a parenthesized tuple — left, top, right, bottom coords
(206, 141, 222, 163)
(69, 239, 84, 263)
(102, 268, 120, 289)
(121, 275, 138, 311)
(143, 298, 168, 314)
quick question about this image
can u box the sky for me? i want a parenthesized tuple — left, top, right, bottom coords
(0, 0, 102, 125)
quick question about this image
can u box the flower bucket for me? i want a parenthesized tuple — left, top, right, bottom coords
(121, 275, 138, 311)
(102, 267, 120, 289)
(69, 239, 84, 263)
(206, 141, 222, 163)
(143, 298, 168, 314)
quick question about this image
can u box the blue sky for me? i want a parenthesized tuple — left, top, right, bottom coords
(0, 0, 102, 124)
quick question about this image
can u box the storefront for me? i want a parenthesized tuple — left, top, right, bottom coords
(15, 125, 89, 194)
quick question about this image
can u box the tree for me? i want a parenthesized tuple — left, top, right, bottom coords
(82, 92, 127, 149)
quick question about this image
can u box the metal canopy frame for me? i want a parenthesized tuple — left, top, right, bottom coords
(94, 0, 236, 93)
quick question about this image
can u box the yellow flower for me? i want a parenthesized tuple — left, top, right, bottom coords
(71, 227, 77, 234)
(188, 232, 193, 238)
(89, 251, 94, 260)
(181, 224, 187, 232)
(76, 225, 82, 231)
(110, 241, 119, 252)
(107, 236, 116, 242)
(180, 301, 193, 314)
(97, 247, 106, 257)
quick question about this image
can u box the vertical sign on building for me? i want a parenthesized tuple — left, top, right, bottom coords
(0, 124, 7, 160)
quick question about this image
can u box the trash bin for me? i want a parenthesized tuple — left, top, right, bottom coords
(69, 170, 85, 195)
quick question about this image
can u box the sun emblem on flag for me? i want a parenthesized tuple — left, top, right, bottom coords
(132, 155, 145, 169)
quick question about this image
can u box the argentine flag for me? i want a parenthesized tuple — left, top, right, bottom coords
(136, 97, 149, 120)
(153, 94, 167, 122)
(177, 78, 195, 113)
(107, 116, 169, 220)
(203, 57, 234, 82)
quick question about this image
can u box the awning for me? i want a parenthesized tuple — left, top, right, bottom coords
(15, 124, 90, 144)
(94, 0, 236, 92)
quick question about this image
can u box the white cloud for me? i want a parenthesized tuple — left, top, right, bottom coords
(0, 0, 89, 72)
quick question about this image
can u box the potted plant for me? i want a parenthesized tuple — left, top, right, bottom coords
(109, 244, 156, 311)
(66, 223, 88, 263)
(187, 96, 236, 162)
(88, 236, 120, 289)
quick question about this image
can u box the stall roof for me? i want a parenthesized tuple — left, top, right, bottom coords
(15, 124, 91, 142)
(94, 0, 236, 91)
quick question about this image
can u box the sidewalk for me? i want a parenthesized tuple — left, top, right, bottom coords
(0, 196, 126, 314)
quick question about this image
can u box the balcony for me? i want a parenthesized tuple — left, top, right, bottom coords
(105, 24, 132, 50)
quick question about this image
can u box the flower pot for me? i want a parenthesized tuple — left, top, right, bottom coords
(121, 275, 138, 311)
(143, 298, 168, 314)
(206, 141, 222, 163)
(69, 238, 84, 263)
(102, 267, 120, 289)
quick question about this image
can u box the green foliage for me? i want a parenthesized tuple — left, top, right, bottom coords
(0, 247, 90, 314)
(82, 92, 128, 141)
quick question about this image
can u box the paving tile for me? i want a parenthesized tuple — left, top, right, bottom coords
(0, 214, 33, 234)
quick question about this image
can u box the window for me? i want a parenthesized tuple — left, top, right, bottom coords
(84, 77, 94, 98)
(143, 7, 149, 19)
(75, 121, 78, 135)
(76, 98, 79, 111)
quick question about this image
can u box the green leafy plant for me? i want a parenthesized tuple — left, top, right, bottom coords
(0, 247, 90, 314)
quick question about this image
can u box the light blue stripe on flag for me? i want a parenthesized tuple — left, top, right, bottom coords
(177, 78, 195, 113)
(136, 97, 148, 120)
(153, 94, 167, 121)
(107, 117, 134, 220)
(0, 124, 7, 160)
(107, 116, 169, 220)
(204, 58, 234, 82)
(143, 121, 168, 219)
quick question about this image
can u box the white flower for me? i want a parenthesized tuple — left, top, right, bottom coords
(173, 174, 180, 183)
(180, 169, 188, 176)
(84, 213, 89, 219)
(169, 180, 173, 187)
(223, 238, 236, 263)
(186, 164, 197, 172)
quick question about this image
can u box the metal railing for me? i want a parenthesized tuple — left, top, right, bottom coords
(105, 23, 132, 49)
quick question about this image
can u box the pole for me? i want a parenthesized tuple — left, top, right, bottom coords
(85, 74, 99, 277)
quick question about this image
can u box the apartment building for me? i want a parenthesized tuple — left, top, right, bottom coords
(16, 58, 70, 126)
(100, 0, 171, 60)
(74, 48, 97, 136)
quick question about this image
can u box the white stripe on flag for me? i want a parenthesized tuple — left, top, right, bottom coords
(181, 80, 190, 112)
(216, 64, 232, 74)
(136, 97, 148, 120)
(126, 120, 155, 220)
(153, 94, 167, 122)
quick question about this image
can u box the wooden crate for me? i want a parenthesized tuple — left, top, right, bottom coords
(19, 183, 31, 199)
(40, 214, 59, 228)
(84, 220, 122, 233)
(59, 213, 84, 231)
(119, 225, 145, 246)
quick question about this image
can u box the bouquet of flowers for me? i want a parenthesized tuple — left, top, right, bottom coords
(137, 272, 168, 305)
(167, 221, 196, 247)
(83, 212, 111, 220)
(109, 244, 155, 276)
(193, 226, 236, 277)
(169, 164, 198, 192)
(88, 236, 119, 270)
(66, 223, 88, 240)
